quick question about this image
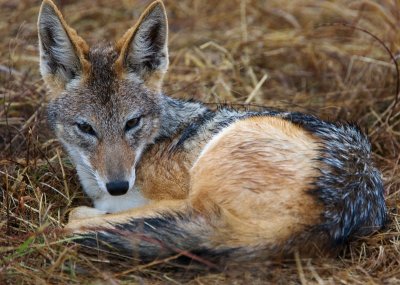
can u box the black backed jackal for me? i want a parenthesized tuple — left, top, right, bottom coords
(38, 0, 386, 261)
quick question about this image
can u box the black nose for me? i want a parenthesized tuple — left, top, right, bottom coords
(106, 181, 129, 196)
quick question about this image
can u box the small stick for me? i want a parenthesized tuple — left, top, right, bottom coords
(245, 73, 268, 103)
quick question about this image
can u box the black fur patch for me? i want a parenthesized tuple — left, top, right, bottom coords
(172, 110, 216, 149)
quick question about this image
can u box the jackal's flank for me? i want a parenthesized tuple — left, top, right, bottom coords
(38, 0, 386, 261)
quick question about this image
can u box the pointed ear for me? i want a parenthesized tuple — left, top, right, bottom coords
(38, 0, 89, 95)
(115, 0, 168, 92)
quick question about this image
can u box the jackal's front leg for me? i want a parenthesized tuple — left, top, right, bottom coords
(65, 200, 188, 233)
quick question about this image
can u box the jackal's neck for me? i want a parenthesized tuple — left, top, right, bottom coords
(157, 95, 210, 139)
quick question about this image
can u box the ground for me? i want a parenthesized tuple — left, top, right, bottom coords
(1, 0, 400, 284)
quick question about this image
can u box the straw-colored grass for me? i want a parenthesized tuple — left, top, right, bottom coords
(1, 0, 400, 284)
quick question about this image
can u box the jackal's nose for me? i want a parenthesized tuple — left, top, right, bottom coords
(106, 181, 129, 196)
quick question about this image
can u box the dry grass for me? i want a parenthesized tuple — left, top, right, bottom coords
(1, 0, 400, 284)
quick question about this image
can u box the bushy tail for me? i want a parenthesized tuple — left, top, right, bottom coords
(286, 112, 387, 245)
(73, 209, 238, 264)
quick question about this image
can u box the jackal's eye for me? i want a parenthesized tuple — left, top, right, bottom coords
(125, 117, 141, 132)
(76, 122, 96, 136)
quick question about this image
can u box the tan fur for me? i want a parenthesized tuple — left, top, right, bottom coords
(189, 116, 322, 247)
(136, 149, 191, 200)
(136, 135, 208, 200)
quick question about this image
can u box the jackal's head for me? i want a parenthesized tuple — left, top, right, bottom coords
(38, 0, 168, 203)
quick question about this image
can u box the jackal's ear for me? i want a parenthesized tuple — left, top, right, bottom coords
(116, 0, 168, 92)
(38, 0, 89, 94)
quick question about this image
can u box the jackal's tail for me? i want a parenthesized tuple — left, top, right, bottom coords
(285, 113, 387, 244)
(72, 207, 244, 263)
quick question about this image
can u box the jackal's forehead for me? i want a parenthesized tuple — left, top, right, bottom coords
(86, 44, 119, 98)
(84, 44, 138, 102)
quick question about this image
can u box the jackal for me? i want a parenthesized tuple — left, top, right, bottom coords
(38, 0, 386, 261)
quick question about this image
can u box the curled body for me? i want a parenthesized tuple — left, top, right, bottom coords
(38, 0, 386, 261)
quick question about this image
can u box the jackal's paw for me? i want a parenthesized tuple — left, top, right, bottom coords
(68, 206, 107, 222)
(65, 206, 113, 233)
